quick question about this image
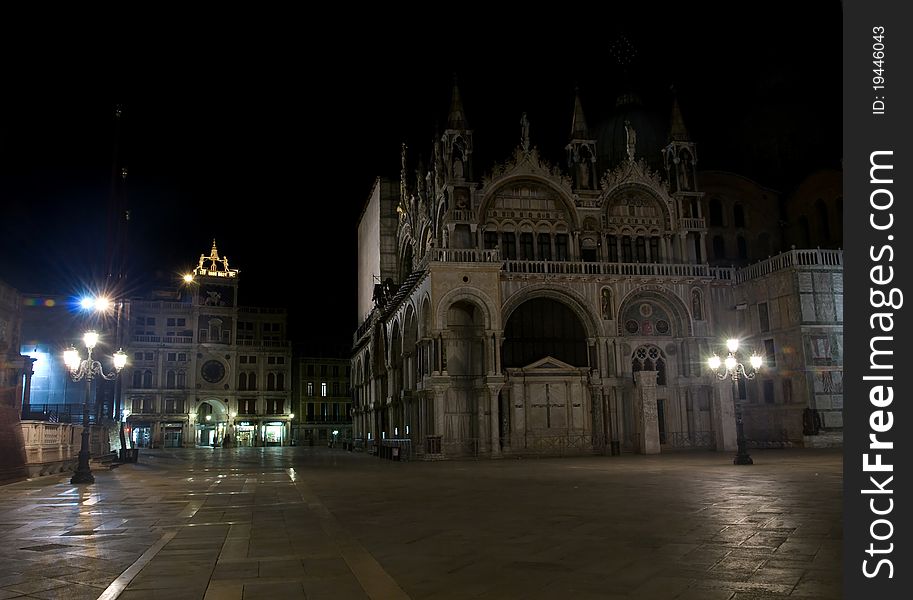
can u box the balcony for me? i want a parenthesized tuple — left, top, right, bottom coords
(132, 335, 161, 343)
(420, 248, 501, 268)
(503, 260, 731, 280)
(679, 217, 706, 230)
(734, 248, 843, 284)
(237, 339, 291, 348)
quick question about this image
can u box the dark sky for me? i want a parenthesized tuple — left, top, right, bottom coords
(0, 4, 841, 350)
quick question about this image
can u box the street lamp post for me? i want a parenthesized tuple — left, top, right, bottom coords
(64, 331, 127, 484)
(706, 338, 763, 465)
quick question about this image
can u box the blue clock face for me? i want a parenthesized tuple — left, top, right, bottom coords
(201, 360, 226, 383)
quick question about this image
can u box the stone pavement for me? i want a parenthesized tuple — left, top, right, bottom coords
(0, 447, 842, 599)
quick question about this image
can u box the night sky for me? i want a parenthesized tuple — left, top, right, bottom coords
(1, 4, 841, 351)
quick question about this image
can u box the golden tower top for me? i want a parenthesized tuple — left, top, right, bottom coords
(194, 239, 239, 278)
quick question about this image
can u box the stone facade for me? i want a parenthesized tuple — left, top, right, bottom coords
(352, 86, 843, 458)
(124, 242, 292, 448)
(294, 357, 352, 445)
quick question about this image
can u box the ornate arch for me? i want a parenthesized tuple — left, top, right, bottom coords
(435, 287, 496, 332)
(502, 284, 603, 339)
(419, 294, 433, 339)
(616, 286, 692, 337)
(603, 182, 673, 232)
(478, 174, 580, 230)
(197, 397, 229, 416)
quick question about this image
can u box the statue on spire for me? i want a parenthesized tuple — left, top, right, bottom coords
(624, 119, 637, 161)
(520, 112, 530, 152)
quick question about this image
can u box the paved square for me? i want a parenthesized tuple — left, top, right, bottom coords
(0, 448, 842, 599)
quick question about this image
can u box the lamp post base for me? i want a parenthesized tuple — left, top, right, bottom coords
(70, 429, 94, 484)
(70, 468, 96, 484)
(733, 453, 754, 465)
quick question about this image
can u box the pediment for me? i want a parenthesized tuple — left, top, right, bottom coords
(522, 356, 579, 371)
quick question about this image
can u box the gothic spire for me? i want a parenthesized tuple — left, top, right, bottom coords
(447, 76, 468, 130)
(570, 88, 590, 140)
(669, 95, 690, 141)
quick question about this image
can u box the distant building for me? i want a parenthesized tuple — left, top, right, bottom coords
(123, 241, 292, 448)
(352, 85, 843, 459)
(294, 356, 352, 444)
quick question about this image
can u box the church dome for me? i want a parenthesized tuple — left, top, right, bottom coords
(596, 92, 668, 174)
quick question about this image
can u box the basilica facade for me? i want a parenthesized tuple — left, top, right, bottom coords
(352, 85, 843, 458)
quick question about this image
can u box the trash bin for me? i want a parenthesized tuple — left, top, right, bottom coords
(392, 447, 400, 461)
(120, 448, 139, 462)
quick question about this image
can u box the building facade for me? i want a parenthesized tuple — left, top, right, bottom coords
(123, 242, 293, 448)
(294, 356, 352, 444)
(352, 85, 843, 459)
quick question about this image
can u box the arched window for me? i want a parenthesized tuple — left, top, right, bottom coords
(267, 373, 276, 391)
(555, 234, 569, 261)
(166, 370, 175, 389)
(239, 372, 247, 391)
(177, 371, 186, 388)
(737, 235, 748, 260)
(277, 373, 285, 391)
(649, 237, 660, 263)
(502, 232, 517, 260)
(709, 198, 723, 227)
(733, 204, 746, 228)
(519, 233, 534, 260)
(622, 237, 633, 262)
(815, 199, 830, 242)
(142, 370, 153, 388)
(133, 370, 142, 388)
(537, 233, 551, 260)
(249, 372, 257, 390)
(209, 319, 222, 343)
(607, 235, 618, 262)
(635, 237, 646, 262)
(713, 235, 725, 259)
(483, 231, 498, 250)
(631, 346, 667, 385)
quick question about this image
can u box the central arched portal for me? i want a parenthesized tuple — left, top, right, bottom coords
(501, 297, 593, 454)
(196, 398, 229, 447)
(502, 297, 589, 369)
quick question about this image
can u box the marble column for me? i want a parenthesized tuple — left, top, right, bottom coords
(711, 382, 738, 451)
(633, 371, 661, 454)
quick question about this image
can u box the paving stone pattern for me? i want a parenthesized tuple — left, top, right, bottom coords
(0, 448, 842, 599)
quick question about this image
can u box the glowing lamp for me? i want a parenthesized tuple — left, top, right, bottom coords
(80, 297, 95, 310)
(183, 274, 194, 283)
(707, 355, 721, 370)
(724, 356, 737, 371)
(64, 346, 80, 371)
(726, 338, 740, 353)
(205, 415, 212, 421)
(83, 331, 99, 349)
(94, 297, 111, 312)
(113, 349, 128, 371)
(750, 354, 763, 370)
